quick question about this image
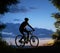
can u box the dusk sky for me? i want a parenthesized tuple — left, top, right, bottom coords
(0, 0, 59, 32)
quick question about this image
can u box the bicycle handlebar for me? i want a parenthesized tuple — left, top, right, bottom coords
(28, 30, 35, 35)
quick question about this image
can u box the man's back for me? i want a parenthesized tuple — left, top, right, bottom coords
(20, 21, 28, 29)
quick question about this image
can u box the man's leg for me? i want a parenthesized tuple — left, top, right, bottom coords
(27, 31, 29, 41)
(24, 29, 29, 41)
(19, 30, 25, 42)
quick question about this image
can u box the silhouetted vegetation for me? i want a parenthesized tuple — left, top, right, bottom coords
(50, 0, 60, 46)
(50, 0, 60, 10)
(0, 23, 6, 40)
(0, 0, 20, 50)
(0, 0, 19, 14)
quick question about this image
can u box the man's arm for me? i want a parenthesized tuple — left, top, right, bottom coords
(28, 23, 35, 31)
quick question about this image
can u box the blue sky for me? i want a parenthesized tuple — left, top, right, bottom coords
(0, 0, 59, 31)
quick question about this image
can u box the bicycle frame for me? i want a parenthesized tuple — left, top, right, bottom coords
(29, 30, 34, 36)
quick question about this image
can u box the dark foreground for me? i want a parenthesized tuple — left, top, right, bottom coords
(0, 46, 60, 52)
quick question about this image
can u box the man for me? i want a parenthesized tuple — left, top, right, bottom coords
(19, 18, 35, 42)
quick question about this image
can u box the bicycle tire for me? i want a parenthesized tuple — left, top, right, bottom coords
(15, 35, 25, 48)
(30, 36, 39, 47)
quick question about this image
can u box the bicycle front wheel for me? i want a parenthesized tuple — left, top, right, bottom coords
(15, 35, 25, 48)
(30, 36, 39, 47)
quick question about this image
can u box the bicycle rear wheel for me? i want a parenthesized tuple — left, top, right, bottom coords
(30, 36, 39, 47)
(15, 35, 25, 48)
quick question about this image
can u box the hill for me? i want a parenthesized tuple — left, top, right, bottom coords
(2, 23, 54, 38)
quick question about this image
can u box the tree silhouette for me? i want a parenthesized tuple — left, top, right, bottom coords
(50, 0, 60, 46)
(50, 0, 60, 10)
(0, 0, 20, 47)
(0, 0, 19, 14)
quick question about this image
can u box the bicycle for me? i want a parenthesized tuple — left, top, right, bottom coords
(15, 30, 39, 48)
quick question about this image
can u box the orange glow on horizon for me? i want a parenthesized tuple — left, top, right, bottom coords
(43, 39, 55, 46)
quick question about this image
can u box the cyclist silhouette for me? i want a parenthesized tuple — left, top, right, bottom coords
(19, 18, 35, 42)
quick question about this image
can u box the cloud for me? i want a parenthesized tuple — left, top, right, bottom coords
(13, 19, 20, 21)
(0, 32, 13, 35)
(29, 7, 37, 9)
(8, 5, 37, 13)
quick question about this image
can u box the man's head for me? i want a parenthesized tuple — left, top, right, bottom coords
(24, 18, 29, 21)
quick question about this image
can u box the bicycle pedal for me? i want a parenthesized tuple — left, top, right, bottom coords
(25, 41, 28, 43)
(19, 40, 22, 43)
